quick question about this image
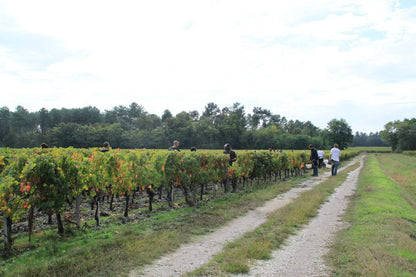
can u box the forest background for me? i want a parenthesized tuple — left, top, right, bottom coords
(0, 102, 396, 150)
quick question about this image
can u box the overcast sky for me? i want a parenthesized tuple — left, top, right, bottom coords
(1, 0, 415, 133)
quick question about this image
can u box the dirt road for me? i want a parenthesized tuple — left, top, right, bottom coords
(236, 156, 364, 277)
(129, 155, 364, 277)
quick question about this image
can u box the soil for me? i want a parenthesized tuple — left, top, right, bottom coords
(129, 155, 364, 277)
(1, 186, 205, 238)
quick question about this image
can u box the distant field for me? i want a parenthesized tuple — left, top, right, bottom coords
(349, 146, 392, 152)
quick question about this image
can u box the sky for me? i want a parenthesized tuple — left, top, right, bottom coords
(1, 0, 415, 134)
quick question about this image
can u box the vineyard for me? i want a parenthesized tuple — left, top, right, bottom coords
(0, 147, 359, 252)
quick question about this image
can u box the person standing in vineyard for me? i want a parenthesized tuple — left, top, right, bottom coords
(100, 141, 110, 152)
(166, 140, 180, 205)
(309, 144, 319, 176)
(317, 147, 325, 168)
(223, 143, 237, 165)
(329, 143, 341, 176)
(40, 142, 49, 148)
(169, 140, 180, 151)
(223, 143, 237, 192)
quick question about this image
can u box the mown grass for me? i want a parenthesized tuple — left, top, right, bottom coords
(1, 176, 305, 277)
(187, 159, 361, 276)
(376, 153, 416, 210)
(328, 154, 416, 276)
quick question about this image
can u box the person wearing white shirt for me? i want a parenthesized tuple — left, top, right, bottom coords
(329, 143, 341, 176)
(317, 148, 324, 168)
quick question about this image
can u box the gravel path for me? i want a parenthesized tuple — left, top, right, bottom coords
(236, 155, 364, 277)
(129, 156, 363, 277)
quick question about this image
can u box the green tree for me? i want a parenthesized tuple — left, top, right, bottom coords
(161, 109, 173, 122)
(248, 107, 272, 129)
(199, 103, 222, 147)
(128, 102, 144, 119)
(134, 113, 162, 131)
(285, 120, 302, 135)
(164, 111, 197, 149)
(0, 107, 11, 146)
(217, 103, 247, 149)
(301, 121, 319, 137)
(195, 117, 220, 148)
(381, 118, 416, 151)
(352, 131, 388, 147)
(325, 118, 353, 149)
(202, 102, 220, 121)
(250, 125, 282, 149)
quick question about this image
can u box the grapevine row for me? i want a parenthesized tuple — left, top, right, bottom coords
(0, 147, 359, 248)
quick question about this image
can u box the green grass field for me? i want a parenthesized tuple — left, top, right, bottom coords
(328, 153, 416, 276)
(349, 146, 392, 152)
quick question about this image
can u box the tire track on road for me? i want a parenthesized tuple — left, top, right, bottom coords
(129, 156, 362, 277)
(236, 155, 364, 277)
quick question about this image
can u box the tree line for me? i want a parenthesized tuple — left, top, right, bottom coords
(1, 102, 358, 150)
(351, 132, 389, 147)
(380, 118, 416, 151)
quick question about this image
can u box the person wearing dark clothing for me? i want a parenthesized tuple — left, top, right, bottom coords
(223, 143, 237, 192)
(168, 140, 180, 151)
(309, 144, 319, 176)
(223, 143, 237, 165)
(40, 142, 49, 149)
(100, 141, 110, 152)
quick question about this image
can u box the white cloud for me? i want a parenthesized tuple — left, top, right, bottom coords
(1, 0, 415, 133)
